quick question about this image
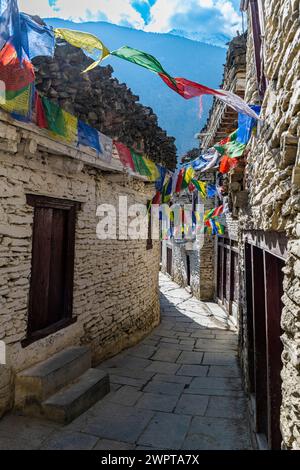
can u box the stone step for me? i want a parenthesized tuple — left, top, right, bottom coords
(42, 368, 110, 424)
(15, 346, 91, 408)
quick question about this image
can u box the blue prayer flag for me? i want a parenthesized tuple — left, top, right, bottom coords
(207, 184, 217, 198)
(237, 105, 261, 144)
(20, 14, 55, 60)
(0, 0, 22, 60)
(78, 120, 101, 153)
(155, 166, 167, 192)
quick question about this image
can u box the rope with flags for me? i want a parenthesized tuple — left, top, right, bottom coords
(0, 0, 262, 239)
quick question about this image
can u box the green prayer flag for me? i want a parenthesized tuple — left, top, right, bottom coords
(111, 46, 176, 86)
(131, 150, 152, 177)
(214, 129, 246, 158)
(41, 96, 66, 136)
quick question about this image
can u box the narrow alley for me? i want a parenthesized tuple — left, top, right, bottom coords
(0, 274, 253, 450)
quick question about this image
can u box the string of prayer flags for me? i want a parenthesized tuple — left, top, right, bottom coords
(78, 120, 102, 153)
(114, 141, 135, 171)
(54, 28, 110, 73)
(20, 13, 55, 60)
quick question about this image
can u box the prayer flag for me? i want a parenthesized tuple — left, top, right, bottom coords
(0, 0, 22, 61)
(114, 141, 135, 171)
(159, 75, 260, 119)
(175, 169, 185, 193)
(215, 130, 246, 158)
(41, 96, 66, 136)
(35, 92, 47, 128)
(54, 28, 110, 72)
(162, 176, 173, 203)
(237, 105, 261, 144)
(20, 14, 55, 60)
(112, 46, 176, 87)
(155, 166, 167, 192)
(207, 184, 217, 198)
(144, 158, 160, 181)
(131, 150, 152, 178)
(219, 155, 239, 174)
(78, 120, 101, 153)
(192, 180, 207, 199)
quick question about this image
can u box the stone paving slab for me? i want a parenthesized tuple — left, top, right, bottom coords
(182, 416, 252, 450)
(138, 412, 191, 450)
(0, 273, 253, 450)
(136, 392, 179, 412)
(82, 404, 154, 444)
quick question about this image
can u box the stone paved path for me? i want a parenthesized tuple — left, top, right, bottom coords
(0, 274, 253, 450)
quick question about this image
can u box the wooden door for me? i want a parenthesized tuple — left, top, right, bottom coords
(25, 195, 79, 345)
(166, 247, 172, 276)
(264, 252, 284, 449)
(252, 245, 268, 437)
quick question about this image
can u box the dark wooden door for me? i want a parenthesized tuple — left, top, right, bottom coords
(252, 245, 268, 437)
(25, 195, 79, 344)
(186, 254, 191, 287)
(264, 252, 284, 449)
(245, 243, 255, 393)
(166, 247, 172, 276)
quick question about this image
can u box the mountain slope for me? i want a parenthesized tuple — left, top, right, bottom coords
(45, 19, 226, 156)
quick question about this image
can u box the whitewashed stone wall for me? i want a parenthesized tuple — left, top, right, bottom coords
(240, 0, 300, 449)
(0, 123, 160, 416)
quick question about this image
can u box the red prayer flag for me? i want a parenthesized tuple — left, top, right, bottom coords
(114, 141, 135, 171)
(159, 74, 223, 100)
(0, 42, 35, 92)
(175, 168, 185, 193)
(213, 205, 224, 218)
(219, 155, 239, 174)
(35, 92, 47, 128)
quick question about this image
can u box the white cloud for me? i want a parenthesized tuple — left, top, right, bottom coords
(18, 0, 241, 36)
(145, 0, 241, 36)
(19, 0, 145, 28)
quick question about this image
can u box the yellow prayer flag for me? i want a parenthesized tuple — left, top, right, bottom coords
(54, 28, 110, 72)
(144, 158, 160, 181)
(185, 167, 195, 185)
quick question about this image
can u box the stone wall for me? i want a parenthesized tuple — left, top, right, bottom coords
(0, 118, 160, 416)
(239, 0, 300, 450)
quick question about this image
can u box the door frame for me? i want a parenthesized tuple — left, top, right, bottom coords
(22, 195, 81, 347)
(244, 230, 287, 449)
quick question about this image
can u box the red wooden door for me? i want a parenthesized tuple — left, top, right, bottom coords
(25, 195, 79, 344)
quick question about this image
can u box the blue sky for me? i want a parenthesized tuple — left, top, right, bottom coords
(19, 1, 242, 37)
